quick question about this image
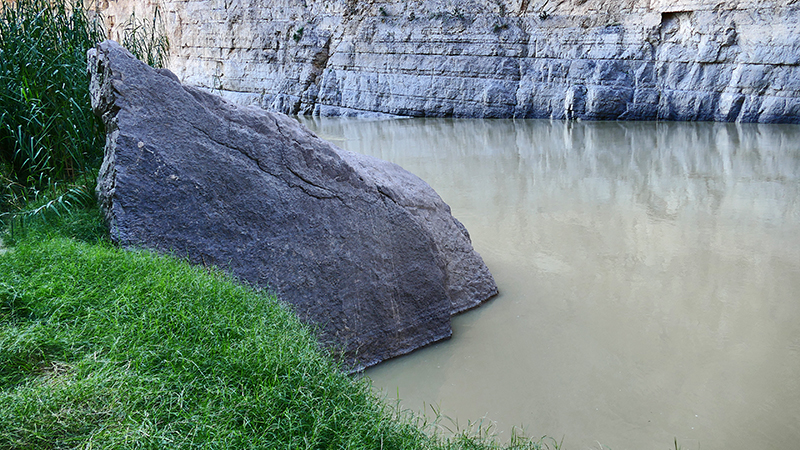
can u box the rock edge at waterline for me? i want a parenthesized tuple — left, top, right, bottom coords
(88, 40, 497, 371)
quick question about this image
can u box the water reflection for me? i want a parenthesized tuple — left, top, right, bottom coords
(302, 118, 800, 450)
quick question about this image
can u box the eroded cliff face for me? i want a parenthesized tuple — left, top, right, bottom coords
(101, 0, 800, 122)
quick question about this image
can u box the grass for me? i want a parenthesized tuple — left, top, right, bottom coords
(119, 4, 170, 69)
(0, 207, 561, 450)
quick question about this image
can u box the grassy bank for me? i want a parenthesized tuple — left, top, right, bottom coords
(0, 209, 558, 450)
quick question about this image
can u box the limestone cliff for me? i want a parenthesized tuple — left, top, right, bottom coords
(101, 0, 800, 122)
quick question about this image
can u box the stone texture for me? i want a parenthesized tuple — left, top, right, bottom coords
(101, 0, 800, 123)
(88, 40, 497, 370)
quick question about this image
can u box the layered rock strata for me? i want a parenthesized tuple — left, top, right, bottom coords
(101, 0, 800, 122)
(88, 40, 497, 370)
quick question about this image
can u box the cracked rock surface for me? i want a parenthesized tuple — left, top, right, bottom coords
(88, 40, 497, 370)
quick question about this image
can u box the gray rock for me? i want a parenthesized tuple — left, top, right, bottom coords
(88, 40, 497, 370)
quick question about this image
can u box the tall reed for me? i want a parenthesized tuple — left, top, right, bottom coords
(120, 3, 170, 69)
(0, 0, 104, 214)
(0, 0, 169, 229)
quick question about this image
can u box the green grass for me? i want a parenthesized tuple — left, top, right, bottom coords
(119, 4, 170, 69)
(0, 207, 559, 450)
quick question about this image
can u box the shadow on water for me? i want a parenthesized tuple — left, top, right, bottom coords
(302, 117, 800, 450)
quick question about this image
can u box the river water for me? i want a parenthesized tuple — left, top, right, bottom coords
(301, 118, 800, 450)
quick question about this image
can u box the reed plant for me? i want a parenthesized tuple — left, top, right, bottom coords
(119, 3, 170, 69)
(0, 0, 104, 216)
(0, 0, 168, 231)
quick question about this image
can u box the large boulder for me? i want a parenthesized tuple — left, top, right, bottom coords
(88, 40, 497, 370)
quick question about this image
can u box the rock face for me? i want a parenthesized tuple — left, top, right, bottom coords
(88, 40, 497, 370)
(101, 0, 800, 122)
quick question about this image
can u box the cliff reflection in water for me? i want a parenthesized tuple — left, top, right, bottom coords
(303, 118, 800, 450)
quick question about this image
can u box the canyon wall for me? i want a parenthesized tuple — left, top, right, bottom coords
(100, 0, 800, 122)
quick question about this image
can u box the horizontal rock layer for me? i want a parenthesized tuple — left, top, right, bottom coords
(102, 0, 800, 122)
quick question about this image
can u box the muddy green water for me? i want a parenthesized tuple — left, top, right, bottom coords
(302, 118, 800, 450)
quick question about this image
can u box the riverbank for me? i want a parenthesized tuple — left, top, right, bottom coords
(0, 208, 553, 449)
